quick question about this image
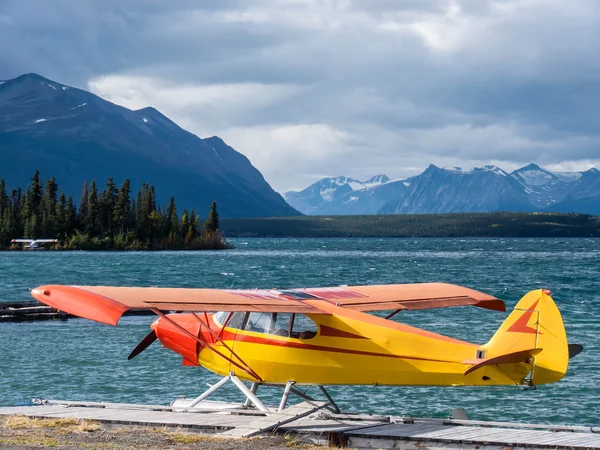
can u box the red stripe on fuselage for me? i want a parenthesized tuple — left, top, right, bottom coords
(223, 330, 455, 364)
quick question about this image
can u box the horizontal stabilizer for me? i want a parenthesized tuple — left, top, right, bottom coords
(463, 348, 542, 376)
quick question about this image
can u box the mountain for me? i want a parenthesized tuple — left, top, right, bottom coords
(546, 168, 600, 215)
(283, 174, 406, 215)
(0, 73, 299, 218)
(509, 163, 577, 209)
(287, 164, 600, 215)
(381, 165, 532, 214)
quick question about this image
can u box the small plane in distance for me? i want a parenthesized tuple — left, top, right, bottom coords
(31, 283, 583, 412)
(11, 238, 58, 250)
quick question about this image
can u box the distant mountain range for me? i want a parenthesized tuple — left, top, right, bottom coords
(0, 73, 299, 218)
(284, 164, 600, 215)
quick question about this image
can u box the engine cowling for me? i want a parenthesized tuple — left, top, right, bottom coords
(151, 314, 205, 366)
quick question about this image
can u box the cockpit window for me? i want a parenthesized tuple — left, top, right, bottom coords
(291, 314, 318, 340)
(214, 311, 247, 329)
(244, 312, 273, 333)
(213, 311, 317, 339)
(270, 313, 292, 336)
(213, 311, 230, 325)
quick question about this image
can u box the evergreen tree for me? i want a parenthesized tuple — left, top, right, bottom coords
(180, 209, 189, 243)
(114, 178, 131, 234)
(100, 177, 118, 236)
(30, 170, 43, 215)
(86, 181, 100, 236)
(79, 181, 89, 228)
(24, 214, 38, 239)
(13, 189, 23, 239)
(66, 196, 78, 235)
(204, 201, 219, 233)
(137, 184, 150, 241)
(56, 192, 67, 238)
(21, 187, 33, 227)
(42, 177, 58, 236)
(129, 198, 137, 230)
(189, 209, 199, 239)
(166, 197, 178, 235)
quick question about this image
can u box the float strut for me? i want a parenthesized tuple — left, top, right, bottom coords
(186, 375, 230, 408)
(244, 382, 260, 408)
(318, 385, 341, 413)
(230, 375, 270, 412)
(278, 381, 295, 412)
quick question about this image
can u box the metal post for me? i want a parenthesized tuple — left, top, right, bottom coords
(278, 381, 295, 412)
(230, 375, 270, 412)
(244, 382, 260, 407)
(318, 385, 341, 413)
(186, 375, 230, 408)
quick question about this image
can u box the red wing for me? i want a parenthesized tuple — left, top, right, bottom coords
(300, 283, 505, 312)
(30, 282, 504, 327)
(31, 285, 323, 326)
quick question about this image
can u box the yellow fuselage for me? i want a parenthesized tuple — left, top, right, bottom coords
(197, 301, 533, 387)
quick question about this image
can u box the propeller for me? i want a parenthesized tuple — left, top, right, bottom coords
(127, 330, 158, 360)
(568, 343, 584, 359)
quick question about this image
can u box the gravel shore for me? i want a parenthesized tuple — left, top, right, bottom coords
(0, 415, 324, 449)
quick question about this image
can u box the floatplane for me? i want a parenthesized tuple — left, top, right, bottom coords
(11, 238, 58, 250)
(31, 283, 582, 413)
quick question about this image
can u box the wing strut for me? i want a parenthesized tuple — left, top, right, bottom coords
(385, 309, 403, 320)
(189, 311, 261, 381)
(152, 309, 262, 382)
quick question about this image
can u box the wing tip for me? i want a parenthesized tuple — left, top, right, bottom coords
(31, 284, 129, 326)
(475, 299, 506, 312)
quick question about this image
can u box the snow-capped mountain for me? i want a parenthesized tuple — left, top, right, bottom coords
(285, 164, 600, 215)
(283, 175, 399, 215)
(546, 168, 600, 215)
(509, 163, 578, 209)
(381, 165, 532, 214)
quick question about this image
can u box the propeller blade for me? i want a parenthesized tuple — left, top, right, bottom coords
(128, 330, 158, 360)
(568, 343, 584, 359)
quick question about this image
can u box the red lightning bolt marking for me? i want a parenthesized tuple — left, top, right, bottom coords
(507, 299, 542, 334)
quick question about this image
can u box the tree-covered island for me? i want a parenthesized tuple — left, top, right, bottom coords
(0, 171, 231, 250)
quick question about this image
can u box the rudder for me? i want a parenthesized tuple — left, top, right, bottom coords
(483, 289, 569, 386)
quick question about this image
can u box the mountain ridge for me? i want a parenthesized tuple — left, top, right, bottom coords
(0, 73, 299, 218)
(285, 164, 600, 215)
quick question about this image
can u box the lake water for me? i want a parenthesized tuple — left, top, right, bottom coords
(0, 238, 598, 425)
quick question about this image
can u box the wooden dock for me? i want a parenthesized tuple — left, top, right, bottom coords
(0, 301, 157, 322)
(0, 400, 598, 449)
(0, 301, 68, 322)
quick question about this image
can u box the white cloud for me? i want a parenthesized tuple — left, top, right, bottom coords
(3, 0, 600, 192)
(88, 75, 304, 134)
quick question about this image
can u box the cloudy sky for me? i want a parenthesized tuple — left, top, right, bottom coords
(2, 0, 600, 191)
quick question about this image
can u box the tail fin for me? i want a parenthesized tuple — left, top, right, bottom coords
(481, 289, 569, 386)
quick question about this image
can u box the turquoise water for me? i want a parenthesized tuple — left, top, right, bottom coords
(0, 238, 598, 425)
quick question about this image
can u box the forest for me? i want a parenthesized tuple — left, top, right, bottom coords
(221, 213, 600, 238)
(0, 171, 230, 250)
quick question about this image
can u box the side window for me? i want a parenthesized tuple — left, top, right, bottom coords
(213, 311, 230, 325)
(244, 312, 273, 333)
(227, 312, 248, 330)
(270, 313, 292, 337)
(291, 314, 318, 340)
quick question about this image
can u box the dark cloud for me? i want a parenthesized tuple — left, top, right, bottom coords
(1, 0, 600, 190)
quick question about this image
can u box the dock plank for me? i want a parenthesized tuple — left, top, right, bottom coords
(1, 401, 599, 448)
(221, 401, 328, 438)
